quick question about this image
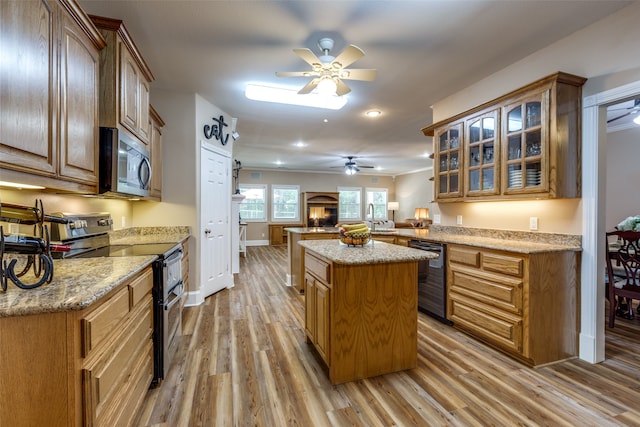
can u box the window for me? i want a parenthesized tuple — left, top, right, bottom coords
(338, 187, 362, 221)
(365, 188, 388, 220)
(239, 184, 267, 222)
(272, 185, 300, 222)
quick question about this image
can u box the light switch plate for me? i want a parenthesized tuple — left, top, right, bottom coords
(529, 216, 539, 230)
(434, 214, 441, 224)
(8, 224, 19, 234)
(456, 215, 463, 225)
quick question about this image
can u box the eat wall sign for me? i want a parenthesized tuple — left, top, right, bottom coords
(203, 115, 230, 145)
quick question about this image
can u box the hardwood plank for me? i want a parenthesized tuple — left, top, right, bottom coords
(135, 246, 640, 427)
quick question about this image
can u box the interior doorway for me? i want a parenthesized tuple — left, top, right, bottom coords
(581, 79, 640, 363)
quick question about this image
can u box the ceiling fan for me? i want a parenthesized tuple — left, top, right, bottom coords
(276, 37, 377, 96)
(331, 156, 375, 175)
(607, 98, 640, 123)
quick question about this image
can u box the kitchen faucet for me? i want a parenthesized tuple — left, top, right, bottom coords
(368, 203, 376, 231)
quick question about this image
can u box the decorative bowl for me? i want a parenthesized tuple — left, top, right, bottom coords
(340, 232, 371, 246)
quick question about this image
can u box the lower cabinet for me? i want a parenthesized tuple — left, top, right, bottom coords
(371, 234, 396, 244)
(304, 255, 331, 364)
(447, 244, 578, 366)
(0, 265, 154, 427)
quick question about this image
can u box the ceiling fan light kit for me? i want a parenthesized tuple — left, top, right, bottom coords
(276, 37, 377, 97)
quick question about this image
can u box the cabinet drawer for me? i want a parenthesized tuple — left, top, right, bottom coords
(81, 286, 130, 357)
(449, 266, 523, 314)
(129, 267, 153, 308)
(482, 252, 524, 277)
(305, 253, 331, 284)
(449, 246, 480, 267)
(449, 295, 522, 353)
(83, 297, 153, 425)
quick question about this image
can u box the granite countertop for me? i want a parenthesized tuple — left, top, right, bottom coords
(298, 239, 438, 265)
(0, 256, 155, 318)
(109, 226, 191, 245)
(287, 225, 581, 254)
(0, 226, 192, 318)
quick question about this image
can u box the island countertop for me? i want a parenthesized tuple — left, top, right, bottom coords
(298, 239, 437, 265)
(287, 226, 581, 254)
(0, 256, 156, 318)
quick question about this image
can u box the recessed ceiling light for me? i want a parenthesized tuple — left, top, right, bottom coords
(323, 119, 329, 123)
(294, 141, 307, 147)
(245, 83, 347, 110)
(366, 110, 381, 118)
(275, 160, 283, 165)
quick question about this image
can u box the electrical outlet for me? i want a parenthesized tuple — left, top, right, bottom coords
(261, 233, 265, 238)
(433, 214, 441, 224)
(121, 216, 126, 228)
(529, 216, 539, 230)
(456, 215, 463, 225)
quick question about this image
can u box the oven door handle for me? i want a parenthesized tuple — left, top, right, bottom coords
(165, 281, 184, 310)
(164, 248, 183, 265)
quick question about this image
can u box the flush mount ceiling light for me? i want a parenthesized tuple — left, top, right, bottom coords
(366, 110, 381, 118)
(245, 83, 347, 110)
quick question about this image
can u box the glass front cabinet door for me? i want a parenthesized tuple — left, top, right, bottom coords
(502, 91, 549, 196)
(465, 110, 499, 197)
(434, 122, 463, 200)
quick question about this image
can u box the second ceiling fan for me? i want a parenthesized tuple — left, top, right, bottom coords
(331, 156, 375, 175)
(276, 37, 377, 96)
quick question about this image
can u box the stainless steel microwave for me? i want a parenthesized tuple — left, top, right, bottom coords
(98, 127, 151, 198)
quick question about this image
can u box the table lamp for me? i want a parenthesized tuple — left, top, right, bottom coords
(414, 207, 429, 228)
(387, 202, 399, 221)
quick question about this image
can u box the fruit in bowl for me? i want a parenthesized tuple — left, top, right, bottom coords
(338, 223, 371, 246)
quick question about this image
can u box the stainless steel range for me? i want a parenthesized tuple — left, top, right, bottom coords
(50, 212, 184, 386)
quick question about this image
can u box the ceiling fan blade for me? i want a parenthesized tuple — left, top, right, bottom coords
(607, 111, 634, 123)
(335, 79, 352, 96)
(339, 69, 377, 82)
(358, 165, 375, 168)
(293, 48, 322, 67)
(332, 45, 365, 69)
(276, 71, 315, 78)
(297, 78, 320, 94)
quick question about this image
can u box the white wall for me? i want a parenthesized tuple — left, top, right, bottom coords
(136, 90, 234, 300)
(394, 169, 434, 221)
(605, 126, 640, 230)
(427, 1, 640, 234)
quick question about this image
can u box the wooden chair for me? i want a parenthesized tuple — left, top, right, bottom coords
(606, 230, 640, 327)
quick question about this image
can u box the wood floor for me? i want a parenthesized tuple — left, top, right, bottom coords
(136, 245, 640, 427)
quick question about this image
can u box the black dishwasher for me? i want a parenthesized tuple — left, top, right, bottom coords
(408, 240, 452, 325)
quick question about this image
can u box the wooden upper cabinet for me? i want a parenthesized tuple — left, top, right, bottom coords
(423, 72, 586, 202)
(90, 15, 154, 144)
(59, 3, 101, 184)
(0, 0, 105, 192)
(434, 122, 463, 200)
(465, 110, 500, 197)
(148, 105, 164, 200)
(0, 0, 57, 176)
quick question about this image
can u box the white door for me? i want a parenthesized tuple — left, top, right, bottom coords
(200, 142, 232, 299)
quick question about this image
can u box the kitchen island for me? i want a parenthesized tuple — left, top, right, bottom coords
(299, 239, 437, 384)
